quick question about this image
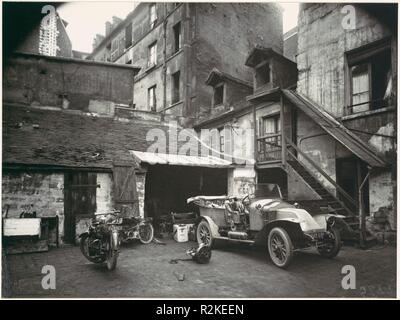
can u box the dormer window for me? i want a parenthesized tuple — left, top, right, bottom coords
(255, 62, 271, 87)
(214, 84, 225, 106)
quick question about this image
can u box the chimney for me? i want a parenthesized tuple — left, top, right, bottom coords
(92, 34, 105, 50)
(105, 21, 112, 36)
(112, 16, 123, 28)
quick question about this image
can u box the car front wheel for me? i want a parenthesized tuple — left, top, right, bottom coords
(197, 220, 213, 248)
(267, 227, 294, 268)
(318, 228, 341, 258)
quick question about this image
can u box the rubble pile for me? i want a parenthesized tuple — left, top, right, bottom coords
(366, 206, 396, 245)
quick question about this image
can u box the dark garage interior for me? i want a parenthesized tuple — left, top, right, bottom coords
(144, 165, 228, 223)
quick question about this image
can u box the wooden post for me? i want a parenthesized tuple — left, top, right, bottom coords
(280, 93, 286, 167)
(253, 104, 257, 163)
(358, 161, 370, 249)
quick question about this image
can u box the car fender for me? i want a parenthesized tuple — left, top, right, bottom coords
(255, 219, 305, 248)
(199, 216, 221, 238)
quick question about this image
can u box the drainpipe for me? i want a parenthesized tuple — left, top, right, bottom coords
(358, 166, 371, 248)
(183, 2, 191, 121)
(162, 4, 167, 120)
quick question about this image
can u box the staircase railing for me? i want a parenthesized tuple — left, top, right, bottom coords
(285, 138, 357, 213)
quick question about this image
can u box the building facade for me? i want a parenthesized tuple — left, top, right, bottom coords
(87, 2, 283, 125)
(295, 3, 396, 232)
(194, 3, 397, 243)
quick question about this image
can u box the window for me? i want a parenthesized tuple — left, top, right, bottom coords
(148, 42, 157, 67)
(173, 22, 182, 53)
(351, 63, 370, 113)
(111, 38, 119, 57)
(259, 114, 281, 161)
(125, 22, 132, 48)
(218, 127, 225, 154)
(171, 71, 181, 104)
(263, 115, 280, 135)
(214, 84, 224, 106)
(255, 62, 271, 87)
(149, 4, 157, 28)
(148, 85, 157, 111)
(347, 39, 392, 114)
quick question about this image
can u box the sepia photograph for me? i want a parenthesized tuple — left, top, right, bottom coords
(1, 0, 398, 304)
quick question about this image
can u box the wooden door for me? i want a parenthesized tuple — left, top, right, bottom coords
(64, 172, 97, 244)
(112, 164, 139, 218)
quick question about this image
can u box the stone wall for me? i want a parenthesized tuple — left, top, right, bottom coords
(297, 3, 392, 117)
(2, 170, 115, 244)
(2, 171, 65, 243)
(194, 3, 283, 118)
(3, 52, 136, 112)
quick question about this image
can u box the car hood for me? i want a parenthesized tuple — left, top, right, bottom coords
(250, 200, 325, 233)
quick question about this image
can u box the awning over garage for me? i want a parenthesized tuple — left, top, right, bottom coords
(130, 151, 233, 168)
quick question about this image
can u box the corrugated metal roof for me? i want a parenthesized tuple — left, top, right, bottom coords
(282, 89, 387, 167)
(130, 151, 233, 168)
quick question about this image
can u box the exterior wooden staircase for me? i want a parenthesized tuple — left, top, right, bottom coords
(284, 139, 364, 242)
(287, 160, 353, 216)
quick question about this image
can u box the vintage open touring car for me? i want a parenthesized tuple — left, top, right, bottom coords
(188, 184, 348, 268)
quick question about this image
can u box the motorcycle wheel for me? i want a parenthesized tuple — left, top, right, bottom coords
(80, 234, 106, 264)
(106, 249, 118, 271)
(106, 232, 119, 271)
(139, 223, 154, 244)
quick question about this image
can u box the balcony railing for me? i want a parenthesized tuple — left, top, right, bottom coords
(344, 99, 388, 115)
(256, 133, 282, 163)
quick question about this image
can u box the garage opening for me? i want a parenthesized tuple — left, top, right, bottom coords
(144, 165, 227, 227)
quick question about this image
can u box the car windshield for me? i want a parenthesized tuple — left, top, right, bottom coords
(253, 184, 282, 199)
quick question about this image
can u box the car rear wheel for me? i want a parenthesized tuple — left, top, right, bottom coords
(318, 228, 341, 258)
(267, 227, 294, 268)
(197, 220, 213, 248)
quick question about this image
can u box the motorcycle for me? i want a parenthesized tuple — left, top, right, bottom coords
(79, 211, 122, 271)
(119, 216, 154, 244)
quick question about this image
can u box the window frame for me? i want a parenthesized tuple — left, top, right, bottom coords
(148, 41, 157, 67)
(173, 21, 182, 53)
(171, 70, 181, 104)
(125, 22, 133, 49)
(149, 4, 157, 28)
(345, 37, 392, 115)
(148, 85, 157, 111)
(255, 60, 271, 89)
(213, 83, 225, 107)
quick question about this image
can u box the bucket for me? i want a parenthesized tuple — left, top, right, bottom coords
(173, 224, 189, 242)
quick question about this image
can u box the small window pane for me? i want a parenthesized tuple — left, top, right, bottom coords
(351, 63, 370, 113)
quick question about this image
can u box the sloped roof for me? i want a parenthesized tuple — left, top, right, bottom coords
(2, 105, 200, 169)
(282, 90, 387, 167)
(205, 68, 253, 88)
(245, 45, 296, 68)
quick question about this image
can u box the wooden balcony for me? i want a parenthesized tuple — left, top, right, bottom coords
(256, 133, 282, 164)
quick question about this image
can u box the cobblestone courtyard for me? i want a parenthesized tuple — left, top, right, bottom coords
(3, 240, 397, 298)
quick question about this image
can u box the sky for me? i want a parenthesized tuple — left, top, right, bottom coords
(58, 2, 299, 53)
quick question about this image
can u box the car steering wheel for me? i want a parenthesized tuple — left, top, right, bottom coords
(241, 194, 250, 205)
